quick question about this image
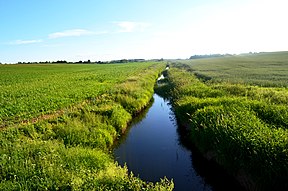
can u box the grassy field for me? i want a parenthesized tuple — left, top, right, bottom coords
(0, 62, 173, 190)
(163, 52, 288, 190)
(178, 51, 288, 87)
(2, 52, 288, 190)
(0, 63, 162, 126)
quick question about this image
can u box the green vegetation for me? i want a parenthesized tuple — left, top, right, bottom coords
(2, 51, 287, 190)
(165, 52, 288, 190)
(180, 51, 288, 87)
(0, 63, 162, 126)
(0, 63, 173, 190)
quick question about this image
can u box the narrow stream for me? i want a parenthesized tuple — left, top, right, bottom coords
(114, 93, 243, 191)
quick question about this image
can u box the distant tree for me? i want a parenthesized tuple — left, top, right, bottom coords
(52, 60, 67, 64)
(83, 60, 91, 64)
(55, 60, 67, 64)
(189, 54, 225, 59)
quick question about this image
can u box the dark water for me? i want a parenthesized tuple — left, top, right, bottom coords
(114, 94, 244, 191)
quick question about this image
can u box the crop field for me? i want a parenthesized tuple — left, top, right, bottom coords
(0, 62, 173, 190)
(0, 63, 161, 126)
(1, 52, 288, 190)
(179, 51, 288, 87)
(165, 52, 288, 190)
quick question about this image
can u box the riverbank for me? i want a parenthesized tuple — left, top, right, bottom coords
(114, 93, 212, 191)
(114, 91, 248, 191)
(160, 66, 288, 191)
(0, 63, 174, 190)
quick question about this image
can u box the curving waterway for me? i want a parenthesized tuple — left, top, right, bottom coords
(114, 93, 244, 191)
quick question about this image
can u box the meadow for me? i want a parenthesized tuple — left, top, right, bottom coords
(180, 51, 288, 87)
(163, 52, 288, 190)
(0, 62, 174, 190)
(2, 52, 288, 190)
(0, 63, 160, 126)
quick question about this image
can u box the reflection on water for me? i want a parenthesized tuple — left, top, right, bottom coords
(114, 94, 244, 191)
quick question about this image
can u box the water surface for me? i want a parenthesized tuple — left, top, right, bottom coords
(114, 94, 212, 190)
(114, 93, 243, 191)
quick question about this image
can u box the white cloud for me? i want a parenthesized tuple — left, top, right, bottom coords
(48, 29, 96, 39)
(114, 21, 150, 33)
(41, 43, 65, 48)
(10, 39, 43, 45)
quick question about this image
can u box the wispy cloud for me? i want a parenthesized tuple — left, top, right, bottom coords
(48, 29, 99, 39)
(41, 43, 65, 48)
(114, 21, 150, 33)
(10, 39, 43, 45)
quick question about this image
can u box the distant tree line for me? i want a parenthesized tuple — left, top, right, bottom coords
(17, 60, 98, 64)
(189, 54, 232, 59)
(12, 58, 166, 65)
(17, 61, 52, 64)
(109, 59, 146, 63)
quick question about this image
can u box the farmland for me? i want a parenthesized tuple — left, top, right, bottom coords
(0, 62, 173, 190)
(0, 63, 161, 126)
(163, 52, 288, 190)
(1, 51, 288, 190)
(180, 51, 288, 87)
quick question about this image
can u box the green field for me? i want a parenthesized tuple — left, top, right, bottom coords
(179, 51, 288, 87)
(163, 52, 288, 190)
(1, 52, 288, 190)
(0, 62, 173, 190)
(0, 63, 162, 126)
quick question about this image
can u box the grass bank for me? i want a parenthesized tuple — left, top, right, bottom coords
(163, 60, 288, 190)
(0, 63, 173, 190)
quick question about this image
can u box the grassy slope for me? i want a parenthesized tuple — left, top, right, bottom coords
(0, 63, 173, 190)
(166, 52, 288, 191)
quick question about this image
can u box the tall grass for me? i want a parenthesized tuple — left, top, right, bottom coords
(0, 62, 174, 190)
(166, 67, 288, 190)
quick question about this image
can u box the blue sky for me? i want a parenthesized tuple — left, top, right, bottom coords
(0, 0, 288, 63)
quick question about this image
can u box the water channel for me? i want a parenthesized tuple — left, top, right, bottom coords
(114, 93, 243, 191)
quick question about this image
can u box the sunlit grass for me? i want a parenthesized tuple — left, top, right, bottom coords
(0, 63, 158, 125)
(0, 62, 174, 190)
(177, 51, 288, 87)
(166, 65, 288, 190)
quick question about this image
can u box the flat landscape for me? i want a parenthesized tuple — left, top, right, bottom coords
(166, 51, 288, 190)
(2, 1, 288, 190)
(180, 51, 288, 87)
(0, 51, 288, 190)
(0, 63, 158, 124)
(0, 62, 174, 190)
